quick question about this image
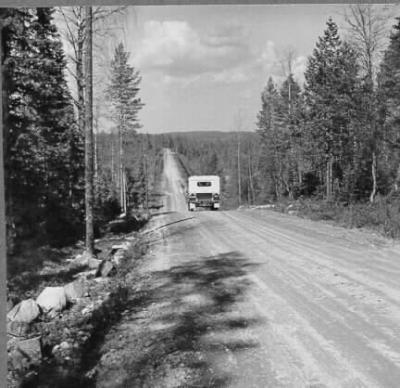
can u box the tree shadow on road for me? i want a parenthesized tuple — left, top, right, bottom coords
(97, 251, 263, 388)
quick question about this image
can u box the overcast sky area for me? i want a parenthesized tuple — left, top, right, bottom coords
(91, 4, 396, 134)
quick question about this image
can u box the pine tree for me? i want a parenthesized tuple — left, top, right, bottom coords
(107, 42, 143, 213)
(304, 18, 359, 201)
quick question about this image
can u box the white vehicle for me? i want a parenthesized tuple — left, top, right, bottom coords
(187, 175, 220, 211)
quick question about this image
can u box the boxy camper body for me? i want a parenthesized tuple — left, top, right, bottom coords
(187, 175, 220, 211)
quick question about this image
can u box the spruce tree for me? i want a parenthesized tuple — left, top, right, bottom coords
(256, 77, 284, 199)
(304, 18, 359, 200)
(3, 8, 82, 247)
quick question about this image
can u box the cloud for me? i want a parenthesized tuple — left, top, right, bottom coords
(292, 55, 307, 85)
(135, 20, 252, 80)
(258, 41, 307, 85)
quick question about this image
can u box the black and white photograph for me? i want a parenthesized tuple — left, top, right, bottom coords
(3, 2, 400, 387)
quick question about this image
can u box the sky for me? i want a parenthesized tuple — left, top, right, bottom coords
(99, 4, 395, 134)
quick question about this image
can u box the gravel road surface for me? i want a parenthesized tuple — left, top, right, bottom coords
(99, 149, 400, 388)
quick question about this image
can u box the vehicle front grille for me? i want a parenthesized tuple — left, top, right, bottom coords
(196, 193, 212, 200)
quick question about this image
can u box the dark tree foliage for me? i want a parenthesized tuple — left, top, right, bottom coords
(304, 18, 359, 200)
(377, 17, 400, 195)
(2, 8, 83, 249)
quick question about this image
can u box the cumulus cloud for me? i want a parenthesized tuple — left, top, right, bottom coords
(134, 20, 307, 88)
(135, 20, 252, 80)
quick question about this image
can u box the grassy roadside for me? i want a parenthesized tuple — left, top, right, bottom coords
(267, 196, 400, 240)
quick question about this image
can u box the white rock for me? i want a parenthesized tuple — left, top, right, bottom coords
(36, 287, 67, 313)
(70, 251, 97, 268)
(73, 269, 97, 280)
(7, 299, 40, 323)
(88, 258, 101, 269)
(82, 304, 94, 315)
(112, 251, 125, 266)
(111, 244, 125, 250)
(60, 341, 70, 350)
(64, 279, 86, 302)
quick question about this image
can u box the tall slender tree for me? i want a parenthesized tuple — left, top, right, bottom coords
(107, 42, 143, 213)
(84, 6, 94, 255)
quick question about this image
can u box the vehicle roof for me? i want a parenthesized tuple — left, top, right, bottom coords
(188, 175, 220, 180)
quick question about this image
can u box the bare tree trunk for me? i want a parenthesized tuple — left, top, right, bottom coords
(111, 136, 114, 184)
(118, 120, 126, 213)
(237, 131, 241, 206)
(84, 6, 94, 255)
(76, 14, 85, 140)
(248, 153, 255, 205)
(326, 155, 333, 201)
(0, 21, 10, 381)
(370, 151, 377, 203)
(94, 103, 99, 184)
(144, 152, 149, 212)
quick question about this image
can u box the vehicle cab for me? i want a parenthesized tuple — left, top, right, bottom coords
(187, 175, 220, 211)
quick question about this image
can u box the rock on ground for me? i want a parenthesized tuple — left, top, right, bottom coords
(8, 336, 42, 371)
(7, 299, 40, 323)
(70, 251, 93, 267)
(88, 258, 102, 270)
(112, 251, 125, 266)
(64, 279, 87, 302)
(97, 260, 115, 278)
(7, 321, 31, 337)
(70, 251, 101, 269)
(36, 287, 67, 314)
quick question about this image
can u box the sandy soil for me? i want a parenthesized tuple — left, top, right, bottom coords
(95, 149, 400, 388)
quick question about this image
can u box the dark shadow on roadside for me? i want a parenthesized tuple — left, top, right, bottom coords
(96, 251, 262, 388)
(9, 266, 85, 299)
(149, 210, 177, 217)
(24, 251, 261, 388)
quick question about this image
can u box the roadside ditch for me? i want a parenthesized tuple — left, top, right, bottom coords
(7, 221, 152, 388)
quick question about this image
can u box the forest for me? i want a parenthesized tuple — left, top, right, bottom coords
(2, 5, 400, 259)
(1, 7, 164, 254)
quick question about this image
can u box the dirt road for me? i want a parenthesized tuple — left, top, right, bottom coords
(98, 149, 400, 388)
